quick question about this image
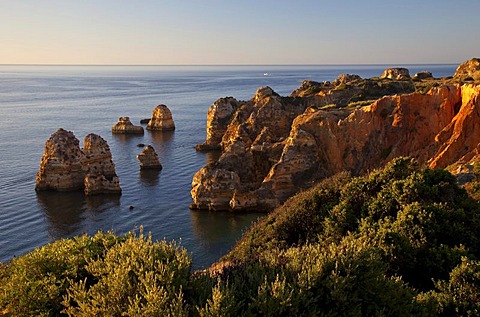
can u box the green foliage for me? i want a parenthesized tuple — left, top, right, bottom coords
(0, 230, 190, 317)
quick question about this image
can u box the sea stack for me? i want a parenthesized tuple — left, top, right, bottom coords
(35, 128, 85, 191)
(112, 117, 144, 134)
(137, 145, 162, 170)
(36, 129, 121, 195)
(146, 104, 175, 131)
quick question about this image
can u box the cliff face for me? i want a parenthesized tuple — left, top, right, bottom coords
(191, 81, 480, 211)
(36, 129, 121, 195)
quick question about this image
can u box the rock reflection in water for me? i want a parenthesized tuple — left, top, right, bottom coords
(36, 191, 120, 240)
(189, 210, 263, 268)
(139, 169, 161, 187)
(149, 130, 174, 144)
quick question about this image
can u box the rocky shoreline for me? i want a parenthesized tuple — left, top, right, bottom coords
(191, 58, 480, 211)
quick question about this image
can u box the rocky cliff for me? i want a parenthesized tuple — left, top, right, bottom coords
(191, 63, 480, 211)
(36, 129, 121, 195)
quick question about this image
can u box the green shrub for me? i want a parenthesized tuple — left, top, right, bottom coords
(0, 230, 190, 317)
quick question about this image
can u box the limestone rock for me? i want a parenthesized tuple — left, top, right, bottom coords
(413, 71, 433, 80)
(191, 81, 480, 211)
(380, 68, 411, 80)
(454, 58, 480, 81)
(35, 128, 85, 191)
(136, 145, 162, 170)
(140, 118, 150, 124)
(82, 134, 121, 195)
(84, 174, 121, 195)
(147, 104, 175, 131)
(196, 97, 240, 151)
(112, 117, 144, 134)
(36, 129, 121, 195)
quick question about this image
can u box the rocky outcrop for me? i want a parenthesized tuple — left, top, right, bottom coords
(82, 134, 121, 195)
(196, 97, 240, 151)
(36, 129, 121, 195)
(147, 104, 175, 131)
(290, 73, 415, 107)
(112, 117, 144, 134)
(380, 68, 411, 80)
(413, 71, 433, 80)
(192, 74, 480, 211)
(454, 58, 480, 81)
(136, 145, 162, 170)
(35, 128, 85, 191)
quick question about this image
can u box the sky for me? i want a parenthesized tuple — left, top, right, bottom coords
(0, 0, 479, 65)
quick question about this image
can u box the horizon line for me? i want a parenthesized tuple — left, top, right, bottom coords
(0, 63, 460, 67)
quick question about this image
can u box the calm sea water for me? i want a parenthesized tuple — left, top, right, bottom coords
(0, 64, 456, 269)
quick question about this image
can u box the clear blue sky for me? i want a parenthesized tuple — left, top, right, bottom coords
(1, 0, 478, 65)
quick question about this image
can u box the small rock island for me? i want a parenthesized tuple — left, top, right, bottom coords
(112, 117, 144, 134)
(137, 145, 162, 170)
(147, 104, 175, 131)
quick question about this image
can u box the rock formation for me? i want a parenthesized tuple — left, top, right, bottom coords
(380, 68, 411, 80)
(191, 62, 480, 212)
(136, 145, 162, 170)
(36, 129, 121, 195)
(112, 117, 144, 134)
(413, 71, 433, 80)
(454, 58, 480, 81)
(196, 97, 240, 151)
(146, 104, 175, 131)
(35, 128, 85, 191)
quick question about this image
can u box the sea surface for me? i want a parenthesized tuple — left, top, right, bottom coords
(0, 64, 456, 269)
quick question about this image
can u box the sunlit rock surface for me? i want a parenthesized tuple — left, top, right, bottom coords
(112, 117, 144, 134)
(147, 104, 175, 131)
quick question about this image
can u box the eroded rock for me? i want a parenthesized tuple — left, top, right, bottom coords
(191, 78, 480, 211)
(136, 145, 162, 170)
(36, 129, 121, 195)
(147, 104, 175, 131)
(380, 68, 411, 80)
(112, 117, 144, 134)
(454, 58, 480, 81)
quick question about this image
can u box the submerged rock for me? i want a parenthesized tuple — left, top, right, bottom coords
(36, 129, 121, 195)
(112, 117, 144, 134)
(147, 104, 175, 131)
(136, 145, 162, 170)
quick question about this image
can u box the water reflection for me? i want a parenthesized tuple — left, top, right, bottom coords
(139, 169, 161, 187)
(189, 210, 263, 267)
(111, 133, 145, 145)
(149, 130, 174, 145)
(36, 191, 85, 238)
(36, 191, 120, 239)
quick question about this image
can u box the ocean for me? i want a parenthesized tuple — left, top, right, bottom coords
(0, 64, 456, 269)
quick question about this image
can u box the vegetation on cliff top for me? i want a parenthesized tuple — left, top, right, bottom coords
(2, 158, 480, 316)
